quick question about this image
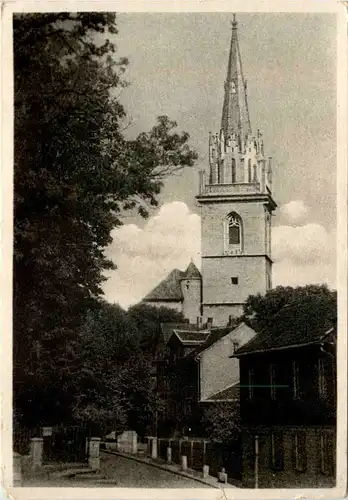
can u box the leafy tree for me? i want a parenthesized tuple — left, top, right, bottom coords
(13, 13, 197, 427)
(201, 402, 241, 444)
(127, 303, 185, 354)
(243, 284, 336, 331)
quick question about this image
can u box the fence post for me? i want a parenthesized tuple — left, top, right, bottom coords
(88, 437, 101, 470)
(203, 464, 209, 478)
(166, 446, 172, 463)
(30, 438, 43, 469)
(254, 435, 259, 489)
(151, 437, 158, 459)
(181, 455, 187, 471)
(13, 452, 22, 486)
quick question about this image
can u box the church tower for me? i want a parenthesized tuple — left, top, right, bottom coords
(196, 16, 277, 327)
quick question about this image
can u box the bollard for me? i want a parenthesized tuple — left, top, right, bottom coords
(88, 437, 101, 470)
(151, 437, 158, 459)
(166, 447, 172, 463)
(202, 464, 209, 479)
(218, 467, 228, 483)
(30, 438, 43, 470)
(181, 455, 187, 471)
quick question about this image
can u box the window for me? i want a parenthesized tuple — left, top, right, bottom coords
(248, 368, 254, 400)
(293, 431, 307, 472)
(224, 212, 243, 255)
(248, 159, 252, 182)
(232, 158, 236, 183)
(231, 276, 238, 285)
(232, 341, 239, 353)
(318, 358, 327, 398)
(228, 216, 240, 245)
(253, 164, 258, 182)
(270, 364, 276, 399)
(292, 360, 300, 399)
(270, 432, 284, 470)
(319, 431, 334, 476)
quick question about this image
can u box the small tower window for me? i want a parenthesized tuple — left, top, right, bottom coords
(231, 277, 238, 285)
(248, 159, 252, 182)
(232, 158, 236, 183)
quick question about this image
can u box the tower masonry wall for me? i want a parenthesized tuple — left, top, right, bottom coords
(203, 304, 244, 327)
(201, 201, 270, 256)
(180, 278, 202, 324)
(202, 255, 268, 308)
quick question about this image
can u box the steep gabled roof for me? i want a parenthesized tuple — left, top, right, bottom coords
(195, 318, 243, 357)
(142, 262, 201, 303)
(203, 382, 240, 402)
(234, 297, 336, 357)
(174, 329, 210, 344)
(160, 322, 202, 345)
(143, 269, 184, 302)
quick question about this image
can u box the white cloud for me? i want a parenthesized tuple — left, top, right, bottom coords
(280, 200, 308, 223)
(102, 202, 201, 308)
(273, 223, 336, 289)
(102, 202, 336, 309)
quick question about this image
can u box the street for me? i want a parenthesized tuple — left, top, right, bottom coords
(99, 452, 211, 488)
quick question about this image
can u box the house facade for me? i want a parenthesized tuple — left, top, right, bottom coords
(156, 321, 256, 438)
(234, 299, 336, 488)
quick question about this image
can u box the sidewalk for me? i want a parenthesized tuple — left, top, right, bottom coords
(101, 449, 238, 489)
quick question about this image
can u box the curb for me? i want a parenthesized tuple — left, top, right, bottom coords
(101, 449, 232, 489)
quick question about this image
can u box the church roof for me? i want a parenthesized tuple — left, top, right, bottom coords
(221, 14, 252, 140)
(143, 262, 201, 303)
(143, 268, 185, 302)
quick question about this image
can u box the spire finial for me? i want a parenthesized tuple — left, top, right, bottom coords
(232, 14, 237, 29)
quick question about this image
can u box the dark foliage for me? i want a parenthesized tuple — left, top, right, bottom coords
(13, 13, 197, 428)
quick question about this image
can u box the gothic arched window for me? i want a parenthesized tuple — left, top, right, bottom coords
(232, 158, 236, 183)
(248, 159, 252, 183)
(228, 215, 241, 245)
(224, 212, 243, 254)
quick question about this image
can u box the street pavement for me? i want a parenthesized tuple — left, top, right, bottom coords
(99, 452, 212, 488)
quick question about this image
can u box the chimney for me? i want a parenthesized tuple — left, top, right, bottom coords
(207, 317, 213, 329)
(196, 316, 203, 329)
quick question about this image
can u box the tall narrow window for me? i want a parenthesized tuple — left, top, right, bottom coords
(225, 212, 243, 255)
(253, 164, 258, 182)
(228, 214, 241, 245)
(248, 159, 252, 182)
(232, 158, 236, 183)
(293, 431, 307, 472)
(270, 364, 276, 399)
(318, 358, 327, 398)
(292, 360, 300, 399)
(270, 432, 284, 470)
(248, 368, 254, 400)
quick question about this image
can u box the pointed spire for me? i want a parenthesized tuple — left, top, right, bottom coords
(221, 15, 252, 141)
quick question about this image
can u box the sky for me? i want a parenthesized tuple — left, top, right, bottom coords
(102, 12, 337, 309)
